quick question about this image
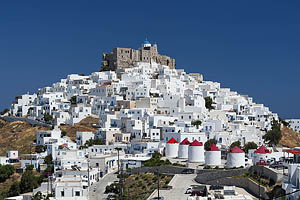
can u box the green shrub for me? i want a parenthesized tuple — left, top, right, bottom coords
(61, 130, 67, 137)
(0, 165, 15, 182)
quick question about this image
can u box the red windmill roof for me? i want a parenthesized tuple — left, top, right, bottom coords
(283, 149, 300, 155)
(208, 144, 219, 151)
(167, 137, 179, 144)
(190, 140, 203, 146)
(98, 84, 109, 87)
(255, 145, 270, 154)
(231, 146, 244, 153)
(180, 138, 191, 145)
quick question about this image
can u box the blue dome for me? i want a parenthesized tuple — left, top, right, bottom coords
(144, 40, 150, 45)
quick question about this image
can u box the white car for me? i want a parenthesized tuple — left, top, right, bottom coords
(186, 185, 203, 194)
(186, 187, 193, 194)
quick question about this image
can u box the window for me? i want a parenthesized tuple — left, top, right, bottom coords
(75, 191, 80, 196)
(61, 191, 64, 197)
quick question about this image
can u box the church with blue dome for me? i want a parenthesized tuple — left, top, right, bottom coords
(101, 39, 175, 71)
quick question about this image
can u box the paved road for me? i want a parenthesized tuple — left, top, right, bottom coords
(89, 172, 118, 200)
(149, 174, 199, 200)
(0, 116, 52, 128)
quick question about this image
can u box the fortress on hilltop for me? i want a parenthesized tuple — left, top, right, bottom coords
(101, 39, 176, 71)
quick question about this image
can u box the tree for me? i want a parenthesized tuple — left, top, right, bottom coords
(20, 166, 38, 193)
(279, 118, 289, 127)
(43, 114, 53, 123)
(204, 97, 214, 110)
(70, 96, 77, 104)
(263, 119, 282, 146)
(43, 154, 54, 177)
(35, 145, 46, 153)
(61, 130, 67, 137)
(229, 141, 241, 150)
(81, 138, 104, 148)
(191, 120, 202, 128)
(243, 142, 258, 153)
(0, 165, 15, 182)
(44, 154, 53, 165)
(0, 108, 9, 115)
(7, 181, 20, 197)
(204, 139, 217, 151)
(32, 191, 50, 200)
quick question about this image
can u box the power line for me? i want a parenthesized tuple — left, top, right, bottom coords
(271, 189, 300, 200)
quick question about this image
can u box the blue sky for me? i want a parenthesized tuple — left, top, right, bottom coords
(0, 1, 299, 118)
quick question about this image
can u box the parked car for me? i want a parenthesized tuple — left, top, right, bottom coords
(209, 185, 224, 190)
(190, 189, 207, 197)
(189, 185, 208, 197)
(106, 194, 115, 200)
(256, 160, 267, 166)
(182, 168, 194, 174)
(186, 185, 203, 194)
(270, 161, 283, 169)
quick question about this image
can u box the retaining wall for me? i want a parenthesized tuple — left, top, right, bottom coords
(208, 177, 269, 199)
(250, 165, 283, 183)
(131, 166, 196, 175)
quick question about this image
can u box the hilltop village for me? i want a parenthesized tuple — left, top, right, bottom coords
(2, 41, 300, 200)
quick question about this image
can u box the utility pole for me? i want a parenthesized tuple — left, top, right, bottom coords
(30, 143, 33, 166)
(88, 159, 90, 188)
(258, 170, 261, 200)
(115, 147, 121, 175)
(115, 147, 122, 198)
(120, 160, 123, 198)
(50, 175, 53, 196)
(157, 168, 160, 199)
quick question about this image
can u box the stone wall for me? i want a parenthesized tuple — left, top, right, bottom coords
(101, 43, 176, 71)
(194, 168, 269, 199)
(195, 169, 247, 183)
(209, 177, 269, 199)
(131, 166, 272, 199)
(249, 165, 283, 183)
(130, 166, 196, 175)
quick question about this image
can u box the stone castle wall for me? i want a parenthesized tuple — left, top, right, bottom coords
(101, 43, 175, 71)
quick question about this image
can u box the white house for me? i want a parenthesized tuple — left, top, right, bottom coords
(76, 131, 94, 146)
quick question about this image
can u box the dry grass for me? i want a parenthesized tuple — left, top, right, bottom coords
(0, 173, 21, 194)
(123, 173, 172, 200)
(59, 116, 98, 141)
(280, 125, 300, 148)
(0, 116, 99, 155)
(0, 120, 50, 156)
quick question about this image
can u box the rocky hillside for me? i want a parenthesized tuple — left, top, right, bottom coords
(0, 119, 50, 156)
(59, 116, 99, 141)
(0, 117, 99, 156)
(280, 125, 300, 148)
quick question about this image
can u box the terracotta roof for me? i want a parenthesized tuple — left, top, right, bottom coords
(190, 139, 203, 146)
(167, 137, 179, 144)
(208, 144, 219, 151)
(255, 145, 270, 154)
(180, 138, 190, 145)
(283, 149, 300, 155)
(98, 84, 109, 87)
(231, 146, 244, 153)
